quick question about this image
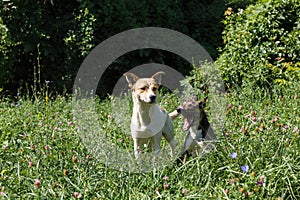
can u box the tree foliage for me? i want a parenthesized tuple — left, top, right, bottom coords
(217, 0, 300, 89)
(0, 0, 226, 97)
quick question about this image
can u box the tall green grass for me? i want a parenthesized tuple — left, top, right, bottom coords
(0, 83, 299, 199)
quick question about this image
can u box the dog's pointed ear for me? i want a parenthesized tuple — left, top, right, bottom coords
(199, 96, 208, 108)
(123, 72, 139, 88)
(151, 71, 165, 85)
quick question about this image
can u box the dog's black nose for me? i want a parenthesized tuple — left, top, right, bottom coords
(150, 95, 156, 103)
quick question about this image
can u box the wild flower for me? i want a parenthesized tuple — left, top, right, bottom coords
(284, 125, 289, 129)
(238, 105, 243, 110)
(241, 165, 249, 173)
(28, 162, 33, 167)
(230, 152, 237, 159)
(163, 176, 169, 181)
(3, 145, 8, 149)
(163, 183, 169, 189)
(257, 179, 263, 186)
(72, 156, 78, 162)
(224, 188, 229, 194)
(30, 144, 35, 150)
(227, 103, 232, 108)
(34, 179, 41, 188)
(0, 186, 5, 195)
(293, 127, 298, 133)
(74, 192, 81, 198)
(182, 188, 188, 195)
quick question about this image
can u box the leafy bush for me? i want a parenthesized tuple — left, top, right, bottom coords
(0, 17, 13, 89)
(0, 0, 227, 97)
(217, 0, 300, 89)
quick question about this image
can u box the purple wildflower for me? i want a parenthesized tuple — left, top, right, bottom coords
(257, 179, 263, 187)
(230, 152, 237, 159)
(241, 165, 249, 173)
(34, 179, 41, 188)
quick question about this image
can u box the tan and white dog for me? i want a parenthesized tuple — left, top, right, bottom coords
(123, 71, 177, 159)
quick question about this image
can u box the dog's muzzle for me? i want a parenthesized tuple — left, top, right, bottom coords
(149, 95, 156, 103)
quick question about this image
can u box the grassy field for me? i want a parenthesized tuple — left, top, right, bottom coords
(0, 83, 299, 199)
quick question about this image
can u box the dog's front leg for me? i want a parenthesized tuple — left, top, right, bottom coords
(133, 138, 142, 159)
(169, 109, 181, 121)
(151, 132, 162, 159)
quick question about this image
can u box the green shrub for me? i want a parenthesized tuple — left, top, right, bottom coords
(0, 0, 227, 97)
(217, 0, 300, 89)
(0, 17, 13, 88)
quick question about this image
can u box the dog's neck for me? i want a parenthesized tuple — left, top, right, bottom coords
(131, 93, 167, 138)
(197, 111, 209, 138)
(132, 101, 152, 126)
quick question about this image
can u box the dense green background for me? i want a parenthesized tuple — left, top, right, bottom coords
(0, 0, 261, 97)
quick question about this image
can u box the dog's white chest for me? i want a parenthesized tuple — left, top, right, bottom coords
(131, 105, 167, 138)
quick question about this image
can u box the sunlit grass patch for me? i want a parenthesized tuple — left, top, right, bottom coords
(0, 83, 299, 199)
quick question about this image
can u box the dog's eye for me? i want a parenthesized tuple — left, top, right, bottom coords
(152, 87, 157, 91)
(140, 87, 146, 91)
